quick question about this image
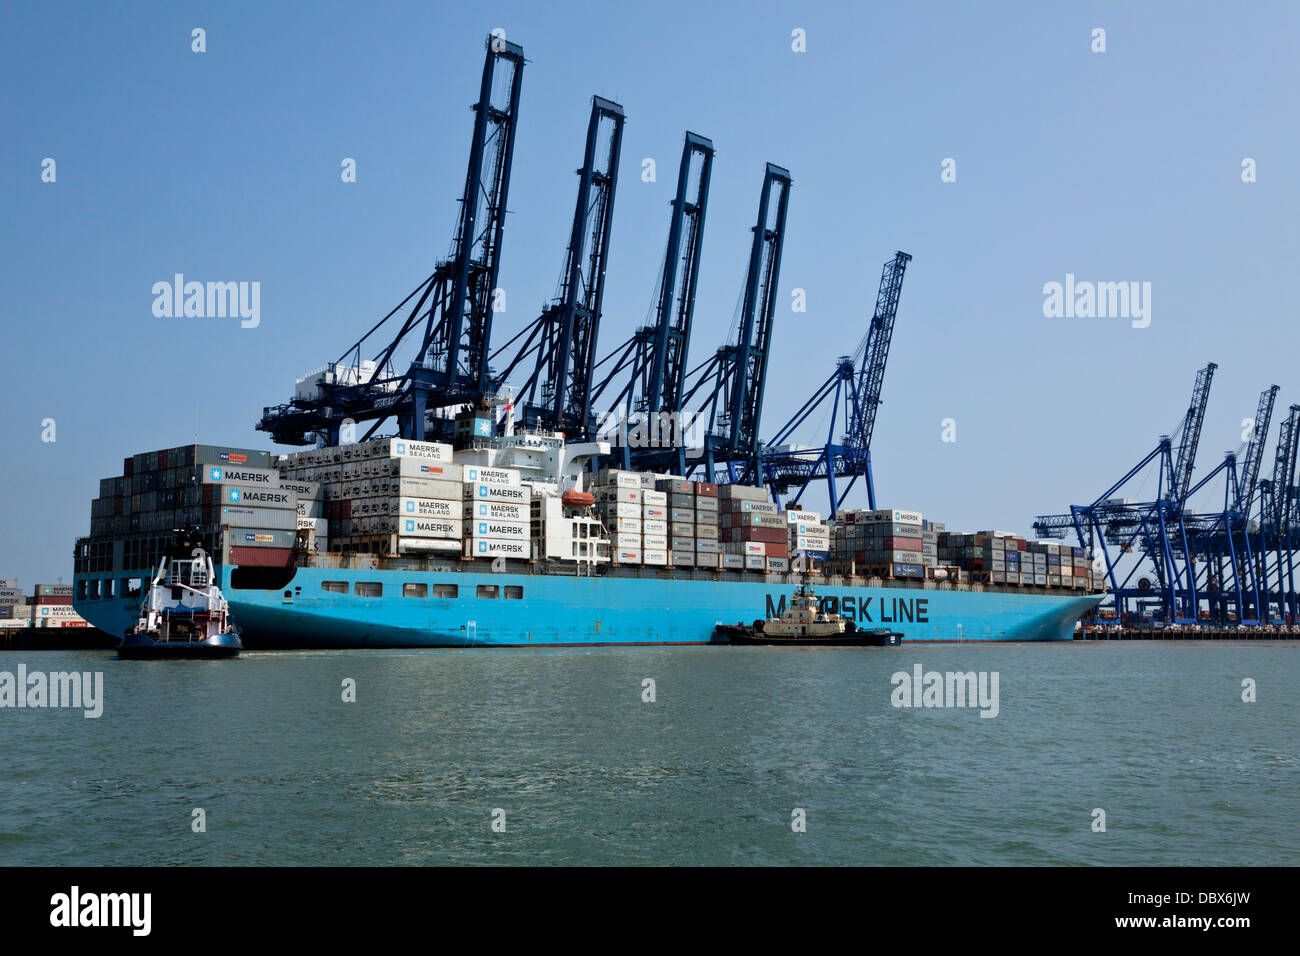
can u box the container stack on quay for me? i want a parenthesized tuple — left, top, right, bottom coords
(0, 578, 33, 629)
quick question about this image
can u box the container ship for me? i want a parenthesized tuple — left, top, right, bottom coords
(73, 430, 1105, 648)
(67, 38, 1103, 645)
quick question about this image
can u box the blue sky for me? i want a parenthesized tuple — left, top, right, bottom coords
(2, 0, 1297, 585)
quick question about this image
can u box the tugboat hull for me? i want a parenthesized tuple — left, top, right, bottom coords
(117, 632, 243, 660)
(713, 624, 902, 647)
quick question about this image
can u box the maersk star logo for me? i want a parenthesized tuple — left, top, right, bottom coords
(477, 541, 488, 553)
(405, 501, 415, 513)
(405, 520, 415, 532)
(478, 486, 487, 497)
(477, 504, 488, 516)
(478, 522, 487, 535)
(209, 466, 223, 481)
(396, 442, 406, 455)
(467, 467, 478, 482)
(476, 419, 490, 436)
(227, 489, 241, 503)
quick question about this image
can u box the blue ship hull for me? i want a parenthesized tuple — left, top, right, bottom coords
(77, 566, 1103, 648)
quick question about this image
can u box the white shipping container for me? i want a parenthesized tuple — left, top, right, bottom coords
(463, 465, 520, 486)
(744, 555, 766, 570)
(599, 487, 641, 504)
(785, 510, 822, 524)
(398, 537, 461, 553)
(642, 505, 667, 520)
(466, 538, 530, 558)
(400, 517, 463, 539)
(219, 484, 295, 509)
(642, 519, 667, 535)
(297, 516, 323, 531)
(670, 521, 695, 537)
(606, 516, 642, 534)
(200, 464, 279, 485)
(600, 502, 640, 520)
(642, 550, 668, 566)
(398, 476, 463, 500)
(277, 479, 323, 499)
(373, 438, 453, 462)
(612, 548, 641, 564)
(468, 518, 530, 540)
(399, 497, 459, 519)
(399, 459, 465, 482)
(463, 482, 531, 504)
(641, 489, 667, 506)
(463, 500, 529, 522)
(642, 534, 668, 549)
(612, 533, 641, 550)
(220, 506, 298, 530)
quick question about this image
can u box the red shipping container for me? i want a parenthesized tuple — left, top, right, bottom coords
(695, 482, 718, 497)
(227, 546, 294, 568)
(34, 595, 73, 606)
(882, 535, 923, 551)
(745, 527, 787, 544)
(765, 541, 789, 558)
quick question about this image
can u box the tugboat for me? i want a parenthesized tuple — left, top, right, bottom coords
(118, 533, 242, 659)
(713, 585, 902, 647)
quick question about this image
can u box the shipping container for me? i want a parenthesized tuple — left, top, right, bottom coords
(200, 463, 279, 486)
(463, 465, 521, 486)
(671, 551, 695, 567)
(399, 459, 465, 482)
(399, 497, 460, 519)
(397, 476, 462, 500)
(463, 482, 531, 504)
(400, 517, 463, 540)
(227, 546, 294, 568)
(219, 506, 298, 531)
(465, 538, 530, 558)
(464, 500, 529, 522)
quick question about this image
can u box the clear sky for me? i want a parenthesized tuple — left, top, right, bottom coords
(2, 0, 1297, 586)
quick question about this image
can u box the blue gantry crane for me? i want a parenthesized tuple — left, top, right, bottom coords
(676, 163, 792, 485)
(1033, 363, 1217, 624)
(490, 97, 625, 435)
(587, 133, 715, 470)
(257, 35, 526, 445)
(758, 251, 911, 515)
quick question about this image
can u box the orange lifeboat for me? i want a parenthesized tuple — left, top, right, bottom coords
(562, 489, 595, 508)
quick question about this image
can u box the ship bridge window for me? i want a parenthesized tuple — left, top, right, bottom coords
(76, 580, 88, 601)
(354, 582, 382, 597)
(504, 586, 523, 600)
(433, 584, 458, 599)
(476, 585, 499, 599)
(321, 581, 347, 594)
(403, 583, 428, 599)
(89, 580, 100, 600)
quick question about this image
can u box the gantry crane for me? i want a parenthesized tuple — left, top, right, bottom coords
(257, 35, 525, 445)
(759, 251, 911, 515)
(491, 97, 625, 435)
(587, 133, 715, 469)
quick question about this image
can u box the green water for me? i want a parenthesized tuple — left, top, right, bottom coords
(0, 642, 1295, 865)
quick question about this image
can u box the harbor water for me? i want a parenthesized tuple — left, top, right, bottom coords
(1, 642, 1296, 866)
